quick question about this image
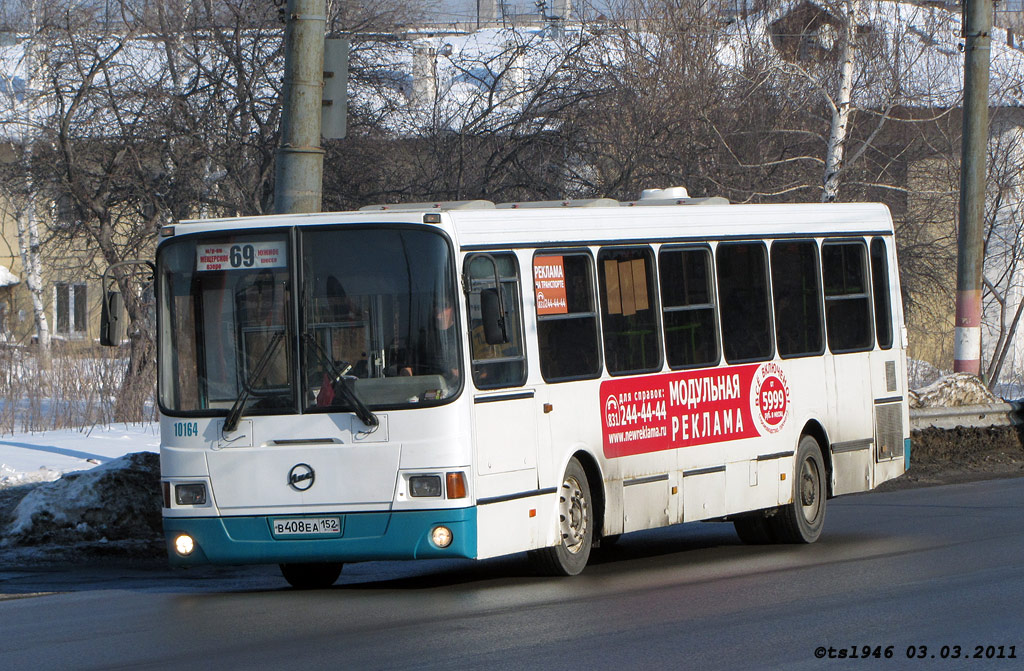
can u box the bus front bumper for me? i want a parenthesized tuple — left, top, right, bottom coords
(163, 507, 477, 566)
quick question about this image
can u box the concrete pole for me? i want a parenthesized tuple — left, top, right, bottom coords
(954, 0, 991, 375)
(274, 0, 326, 214)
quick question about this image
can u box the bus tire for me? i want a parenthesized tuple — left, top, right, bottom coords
(771, 435, 826, 544)
(279, 562, 343, 589)
(733, 514, 775, 544)
(530, 458, 593, 576)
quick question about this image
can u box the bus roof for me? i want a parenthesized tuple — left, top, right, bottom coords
(170, 200, 894, 250)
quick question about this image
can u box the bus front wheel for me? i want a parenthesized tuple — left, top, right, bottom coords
(530, 458, 593, 576)
(279, 562, 343, 589)
(771, 435, 826, 544)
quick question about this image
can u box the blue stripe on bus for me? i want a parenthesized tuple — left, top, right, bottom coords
(163, 507, 477, 566)
(905, 437, 911, 470)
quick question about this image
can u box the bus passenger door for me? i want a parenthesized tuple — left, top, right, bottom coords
(822, 240, 876, 495)
(464, 252, 542, 557)
(827, 352, 874, 494)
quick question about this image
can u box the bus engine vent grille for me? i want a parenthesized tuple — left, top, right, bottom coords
(874, 402, 903, 461)
(885, 360, 897, 392)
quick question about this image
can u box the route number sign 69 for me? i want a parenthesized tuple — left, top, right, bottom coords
(197, 241, 287, 272)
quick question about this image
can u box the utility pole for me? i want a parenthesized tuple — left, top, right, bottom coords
(954, 0, 992, 376)
(274, 0, 326, 214)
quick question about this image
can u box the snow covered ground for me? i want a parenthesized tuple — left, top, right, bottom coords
(0, 423, 158, 489)
(0, 424, 160, 558)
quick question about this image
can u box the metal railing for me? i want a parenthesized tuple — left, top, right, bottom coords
(910, 402, 1024, 431)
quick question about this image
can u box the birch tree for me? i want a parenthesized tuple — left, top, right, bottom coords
(819, 0, 858, 202)
(0, 0, 52, 364)
(722, 0, 955, 203)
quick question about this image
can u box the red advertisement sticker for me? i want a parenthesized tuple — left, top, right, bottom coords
(601, 363, 789, 458)
(534, 255, 568, 315)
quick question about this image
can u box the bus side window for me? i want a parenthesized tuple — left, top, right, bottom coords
(534, 252, 602, 381)
(659, 246, 719, 368)
(870, 238, 894, 349)
(822, 241, 874, 353)
(717, 242, 773, 363)
(770, 240, 824, 358)
(597, 246, 662, 375)
(465, 254, 527, 389)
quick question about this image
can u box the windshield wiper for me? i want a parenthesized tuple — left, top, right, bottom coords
(222, 331, 285, 434)
(303, 333, 379, 429)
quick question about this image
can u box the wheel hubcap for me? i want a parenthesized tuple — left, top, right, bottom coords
(558, 476, 588, 554)
(799, 457, 820, 523)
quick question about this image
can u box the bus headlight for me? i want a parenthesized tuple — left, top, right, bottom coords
(431, 526, 453, 548)
(409, 475, 442, 497)
(175, 483, 207, 505)
(174, 534, 196, 556)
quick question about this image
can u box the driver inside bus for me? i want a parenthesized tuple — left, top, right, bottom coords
(398, 297, 460, 387)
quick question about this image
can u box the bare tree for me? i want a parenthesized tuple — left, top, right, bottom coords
(981, 119, 1024, 389)
(324, 17, 612, 207)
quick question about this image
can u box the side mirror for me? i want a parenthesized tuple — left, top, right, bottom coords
(480, 288, 508, 345)
(100, 291, 124, 346)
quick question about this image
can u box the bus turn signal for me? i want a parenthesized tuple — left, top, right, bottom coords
(446, 472, 467, 499)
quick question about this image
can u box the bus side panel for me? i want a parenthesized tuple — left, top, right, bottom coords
(832, 449, 872, 495)
(622, 476, 673, 533)
(475, 493, 557, 559)
(543, 383, 615, 535)
(682, 470, 726, 522)
(723, 457, 781, 515)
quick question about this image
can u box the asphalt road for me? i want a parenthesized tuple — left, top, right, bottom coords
(2, 477, 1023, 670)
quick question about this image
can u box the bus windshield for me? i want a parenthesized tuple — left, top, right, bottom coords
(158, 227, 461, 417)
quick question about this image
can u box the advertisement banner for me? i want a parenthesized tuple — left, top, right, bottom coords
(601, 362, 790, 458)
(533, 255, 568, 315)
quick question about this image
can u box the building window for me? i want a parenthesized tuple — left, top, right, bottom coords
(55, 283, 87, 336)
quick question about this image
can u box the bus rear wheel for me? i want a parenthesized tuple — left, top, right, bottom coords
(770, 435, 826, 544)
(530, 458, 593, 576)
(279, 562, 343, 589)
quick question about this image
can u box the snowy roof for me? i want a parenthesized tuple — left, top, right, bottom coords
(719, 0, 1024, 108)
(0, 265, 19, 287)
(1, 1, 1023, 140)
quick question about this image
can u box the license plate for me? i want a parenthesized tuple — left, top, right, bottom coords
(272, 517, 342, 537)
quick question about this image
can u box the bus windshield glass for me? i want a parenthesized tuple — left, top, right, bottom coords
(158, 226, 461, 416)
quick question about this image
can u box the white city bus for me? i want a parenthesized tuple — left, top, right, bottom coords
(142, 187, 909, 587)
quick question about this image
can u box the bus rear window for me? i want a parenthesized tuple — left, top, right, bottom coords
(871, 238, 894, 350)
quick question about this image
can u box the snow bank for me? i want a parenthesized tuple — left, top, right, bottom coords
(0, 462, 64, 488)
(3, 452, 162, 546)
(909, 372, 1000, 409)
